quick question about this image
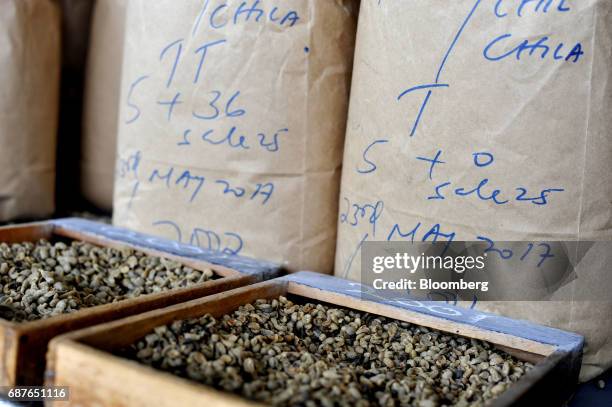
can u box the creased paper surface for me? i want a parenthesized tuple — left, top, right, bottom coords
(0, 0, 61, 222)
(335, 0, 612, 381)
(113, 0, 357, 272)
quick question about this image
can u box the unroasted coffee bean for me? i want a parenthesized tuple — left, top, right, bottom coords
(128, 297, 532, 406)
(0, 240, 215, 322)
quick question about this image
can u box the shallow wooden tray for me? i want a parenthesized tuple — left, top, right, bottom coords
(0, 218, 279, 387)
(47, 272, 583, 407)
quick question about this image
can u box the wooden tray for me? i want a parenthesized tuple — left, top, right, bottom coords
(46, 272, 583, 407)
(0, 218, 280, 387)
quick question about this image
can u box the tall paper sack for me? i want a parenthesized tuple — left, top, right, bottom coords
(335, 0, 612, 381)
(114, 0, 357, 272)
(0, 0, 60, 221)
(81, 0, 127, 211)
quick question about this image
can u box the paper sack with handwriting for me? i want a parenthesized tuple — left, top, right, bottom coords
(81, 0, 127, 211)
(335, 0, 612, 381)
(0, 0, 60, 221)
(113, 0, 357, 272)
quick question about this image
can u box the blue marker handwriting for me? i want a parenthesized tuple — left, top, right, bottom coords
(387, 221, 456, 254)
(338, 209, 556, 276)
(156, 1, 301, 97)
(476, 236, 554, 267)
(487, 1, 583, 63)
(416, 150, 445, 180)
(383, 221, 554, 268)
(494, 0, 570, 18)
(429, 179, 565, 206)
(125, 76, 150, 124)
(192, 90, 245, 120)
(397, 0, 482, 138)
(117, 150, 142, 180)
(192, 0, 299, 35)
(117, 150, 143, 209)
(153, 88, 248, 124)
(340, 198, 384, 238)
(483, 34, 584, 63)
(396, 0, 583, 138)
(419, 151, 564, 206)
(145, 165, 274, 205)
(178, 125, 289, 153)
(124, 36, 226, 124)
(152, 220, 243, 255)
(357, 139, 389, 174)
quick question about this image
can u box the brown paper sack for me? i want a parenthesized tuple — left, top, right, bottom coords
(60, 0, 93, 71)
(335, 0, 612, 381)
(0, 0, 60, 222)
(113, 0, 357, 272)
(81, 0, 127, 211)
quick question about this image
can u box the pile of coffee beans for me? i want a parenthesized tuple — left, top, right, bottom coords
(129, 296, 532, 406)
(0, 240, 215, 322)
